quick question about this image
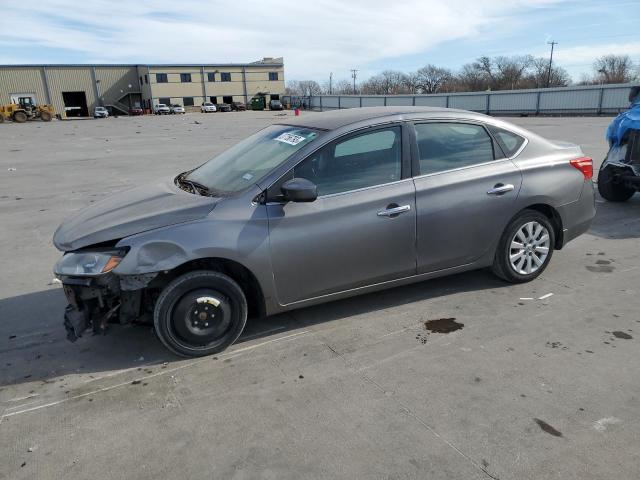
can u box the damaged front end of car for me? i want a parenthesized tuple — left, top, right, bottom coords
(54, 248, 158, 341)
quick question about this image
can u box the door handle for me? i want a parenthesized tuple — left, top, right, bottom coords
(377, 204, 411, 217)
(487, 183, 515, 195)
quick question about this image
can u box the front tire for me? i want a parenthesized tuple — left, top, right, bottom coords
(154, 271, 248, 357)
(598, 165, 635, 202)
(492, 210, 555, 283)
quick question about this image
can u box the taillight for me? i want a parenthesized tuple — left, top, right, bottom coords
(570, 157, 593, 180)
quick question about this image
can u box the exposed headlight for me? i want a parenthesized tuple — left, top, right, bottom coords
(54, 251, 125, 277)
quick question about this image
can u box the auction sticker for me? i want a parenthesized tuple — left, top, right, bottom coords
(275, 132, 306, 146)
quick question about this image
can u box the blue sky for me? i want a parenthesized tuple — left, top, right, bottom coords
(0, 0, 637, 84)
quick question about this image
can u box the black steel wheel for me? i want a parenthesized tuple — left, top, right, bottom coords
(154, 271, 247, 357)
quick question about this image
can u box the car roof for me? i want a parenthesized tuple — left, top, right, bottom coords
(275, 106, 487, 130)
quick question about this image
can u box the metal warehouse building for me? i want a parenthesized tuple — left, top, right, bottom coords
(0, 57, 284, 117)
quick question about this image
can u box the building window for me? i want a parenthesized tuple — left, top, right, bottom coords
(209, 96, 217, 104)
(159, 97, 170, 105)
(180, 73, 192, 83)
(269, 72, 279, 81)
(139, 76, 143, 86)
(221, 72, 231, 82)
(223, 96, 233, 104)
(144, 74, 148, 84)
(183, 97, 194, 106)
(156, 73, 168, 83)
(207, 72, 215, 82)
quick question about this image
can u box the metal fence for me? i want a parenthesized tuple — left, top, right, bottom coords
(282, 83, 635, 116)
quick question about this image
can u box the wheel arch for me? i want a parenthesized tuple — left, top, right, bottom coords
(518, 203, 564, 249)
(153, 257, 266, 319)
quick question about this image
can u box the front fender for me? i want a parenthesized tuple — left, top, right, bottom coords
(112, 207, 275, 307)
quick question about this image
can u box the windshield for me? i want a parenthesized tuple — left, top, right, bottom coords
(185, 125, 320, 194)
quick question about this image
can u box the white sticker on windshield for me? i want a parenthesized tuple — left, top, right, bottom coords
(242, 173, 254, 180)
(275, 132, 306, 146)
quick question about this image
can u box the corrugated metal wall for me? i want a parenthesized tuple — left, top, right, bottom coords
(95, 67, 141, 108)
(45, 67, 97, 115)
(286, 83, 634, 116)
(0, 67, 48, 105)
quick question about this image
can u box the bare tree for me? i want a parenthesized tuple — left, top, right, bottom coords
(285, 80, 323, 96)
(495, 55, 533, 90)
(360, 70, 409, 95)
(524, 58, 570, 88)
(415, 64, 452, 93)
(332, 79, 353, 95)
(593, 55, 636, 84)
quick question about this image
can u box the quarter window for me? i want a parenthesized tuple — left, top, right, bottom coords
(487, 125, 526, 157)
(156, 73, 168, 83)
(294, 127, 402, 196)
(414, 123, 495, 175)
(180, 73, 192, 83)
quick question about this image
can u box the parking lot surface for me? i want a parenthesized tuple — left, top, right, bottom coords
(1, 112, 639, 480)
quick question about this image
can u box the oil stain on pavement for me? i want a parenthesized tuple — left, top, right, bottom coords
(533, 418, 563, 437)
(424, 318, 464, 333)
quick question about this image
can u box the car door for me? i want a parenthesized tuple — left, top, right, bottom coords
(412, 121, 523, 273)
(267, 124, 417, 305)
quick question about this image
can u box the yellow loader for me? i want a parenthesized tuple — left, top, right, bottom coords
(0, 97, 54, 123)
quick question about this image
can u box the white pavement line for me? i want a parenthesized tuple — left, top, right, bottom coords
(519, 297, 534, 300)
(240, 325, 286, 342)
(81, 361, 160, 384)
(6, 393, 40, 402)
(538, 293, 554, 300)
(1, 330, 310, 419)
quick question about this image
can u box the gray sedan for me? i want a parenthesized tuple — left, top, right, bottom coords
(53, 107, 596, 357)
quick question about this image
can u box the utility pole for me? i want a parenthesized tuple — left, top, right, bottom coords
(329, 72, 333, 95)
(546, 40, 557, 88)
(350, 69, 358, 94)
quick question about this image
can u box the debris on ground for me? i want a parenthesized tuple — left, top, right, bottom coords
(538, 293, 554, 300)
(7, 167, 17, 171)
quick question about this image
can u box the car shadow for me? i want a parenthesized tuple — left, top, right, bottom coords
(589, 193, 640, 240)
(0, 269, 507, 389)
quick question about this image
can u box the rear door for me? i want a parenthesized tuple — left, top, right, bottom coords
(412, 121, 523, 273)
(267, 124, 417, 305)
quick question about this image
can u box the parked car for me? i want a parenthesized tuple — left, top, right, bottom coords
(597, 86, 640, 202)
(171, 104, 186, 114)
(128, 107, 144, 116)
(231, 101, 246, 111)
(269, 99, 284, 111)
(93, 106, 109, 118)
(53, 107, 595, 357)
(154, 104, 171, 115)
(201, 102, 217, 113)
(216, 103, 232, 112)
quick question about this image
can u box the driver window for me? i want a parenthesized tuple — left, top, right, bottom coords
(293, 126, 402, 196)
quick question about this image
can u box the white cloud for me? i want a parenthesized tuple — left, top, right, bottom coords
(551, 41, 640, 66)
(0, 0, 563, 80)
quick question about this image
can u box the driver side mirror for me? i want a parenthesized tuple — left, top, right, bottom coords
(281, 178, 317, 202)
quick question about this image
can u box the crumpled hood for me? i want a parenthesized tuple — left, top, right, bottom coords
(53, 178, 219, 251)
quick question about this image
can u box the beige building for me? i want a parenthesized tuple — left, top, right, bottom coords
(0, 57, 284, 116)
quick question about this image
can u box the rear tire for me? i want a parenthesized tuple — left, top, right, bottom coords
(154, 270, 248, 357)
(598, 165, 635, 202)
(492, 210, 555, 283)
(13, 111, 27, 123)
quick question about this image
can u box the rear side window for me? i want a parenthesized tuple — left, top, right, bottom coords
(414, 123, 495, 175)
(294, 127, 402, 196)
(488, 125, 526, 157)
